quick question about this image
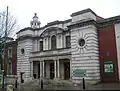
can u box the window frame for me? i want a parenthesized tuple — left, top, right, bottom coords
(66, 35, 71, 48)
(40, 41, 43, 51)
(51, 35, 56, 50)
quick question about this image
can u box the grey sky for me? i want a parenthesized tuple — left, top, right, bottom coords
(0, 0, 120, 30)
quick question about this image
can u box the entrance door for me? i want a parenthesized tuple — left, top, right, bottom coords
(50, 63, 54, 79)
(64, 62, 70, 80)
(20, 72, 24, 83)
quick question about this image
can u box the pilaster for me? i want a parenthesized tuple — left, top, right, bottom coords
(42, 61, 45, 78)
(54, 60, 57, 78)
(30, 61, 33, 78)
(57, 59, 60, 78)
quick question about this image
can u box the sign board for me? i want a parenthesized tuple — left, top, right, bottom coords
(104, 61, 114, 73)
(104, 61, 114, 76)
(73, 69, 86, 77)
(0, 70, 3, 88)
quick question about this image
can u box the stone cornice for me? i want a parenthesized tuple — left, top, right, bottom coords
(71, 8, 97, 17)
(30, 47, 71, 59)
(16, 19, 71, 35)
(45, 19, 71, 27)
(16, 30, 70, 41)
(41, 31, 69, 38)
(17, 15, 120, 38)
(29, 55, 71, 61)
(68, 15, 120, 29)
(30, 53, 71, 58)
(16, 35, 43, 41)
(67, 20, 97, 29)
(31, 47, 71, 53)
(98, 15, 120, 28)
(16, 27, 34, 34)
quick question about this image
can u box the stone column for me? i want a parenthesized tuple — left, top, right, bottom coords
(54, 60, 57, 78)
(70, 59, 72, 79)
(40, 61, 42, 79)
(48, 36, 50, 50)
(42, 61, 45, 78)
(57, 59, 60, 78)
(30, 61, 33, 78)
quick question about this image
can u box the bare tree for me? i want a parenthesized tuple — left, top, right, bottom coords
(0, 10, 18, 38)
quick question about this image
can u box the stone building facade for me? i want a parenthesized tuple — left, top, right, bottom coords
(16, 8, 120, 84)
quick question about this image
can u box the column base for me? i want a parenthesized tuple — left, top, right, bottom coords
(54, 78, 61, 81)
(54, 78, 57, 80)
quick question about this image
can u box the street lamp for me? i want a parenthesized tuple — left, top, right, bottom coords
(0, 39, 3, 70)
(0, 39, 2, 71)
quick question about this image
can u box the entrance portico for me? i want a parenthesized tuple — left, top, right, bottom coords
(31, 58, 70, 80)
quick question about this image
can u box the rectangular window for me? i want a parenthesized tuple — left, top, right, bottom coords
(7, 62, 12, 75)
(9, 62, 12, 75)
(40, 41, 43, 51)
(8, 48, 12, 57)
(66, 36, 71, 48)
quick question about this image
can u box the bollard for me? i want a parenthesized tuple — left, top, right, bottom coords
(15, 80, 17, 88)
(83, 78, 85, 90)
(41, 79, 43, 90)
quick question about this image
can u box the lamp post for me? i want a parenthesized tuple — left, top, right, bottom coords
(0, 39, 3, 70)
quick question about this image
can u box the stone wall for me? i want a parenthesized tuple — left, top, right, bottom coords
(5, 75, 18, 86)
(70, 25, 100, 84)
(17, 39, 33, 82)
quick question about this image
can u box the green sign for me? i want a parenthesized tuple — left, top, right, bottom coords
(73, 69, 86, 77)
(104, 61, 114, 73)
(0, 70, 3, 88)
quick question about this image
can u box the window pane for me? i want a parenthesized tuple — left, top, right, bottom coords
(40, 41, 43, 51)
(8, 48, 12, 57)
(51, 35, 56, 50)
(66, 36, 71, 48)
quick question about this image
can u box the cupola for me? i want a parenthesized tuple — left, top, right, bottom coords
(30, 13, 41, 28)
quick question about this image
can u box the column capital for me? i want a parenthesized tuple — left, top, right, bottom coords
(53, 58, 57, 61)
(40, 60, 44, 62)
(29, 60, 33, 63)
(30, 61, 33, 63)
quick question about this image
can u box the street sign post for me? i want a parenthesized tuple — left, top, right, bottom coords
(73, 69, 86, 90)
(0, 70, 3, 88)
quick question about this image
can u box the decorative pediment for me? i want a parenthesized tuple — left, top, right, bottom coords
(40, 27, 65, 37)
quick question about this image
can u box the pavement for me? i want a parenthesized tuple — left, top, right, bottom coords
(41, 83, 120, 90)
(7, 79, 120, 91)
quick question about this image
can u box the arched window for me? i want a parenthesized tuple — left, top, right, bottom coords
(51, 35, 56, 50)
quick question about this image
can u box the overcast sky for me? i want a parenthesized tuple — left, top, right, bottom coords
(0, 0, 120, 31)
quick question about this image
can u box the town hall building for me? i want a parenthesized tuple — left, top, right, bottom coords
(16, 8, 120, 84)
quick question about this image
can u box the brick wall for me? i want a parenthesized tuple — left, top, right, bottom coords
(98, 25, 119, 82)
